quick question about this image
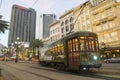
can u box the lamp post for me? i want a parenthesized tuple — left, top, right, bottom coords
(101, 42, 106, 59)
(15, 37, 20, 63)
(2, 47, 9, 61)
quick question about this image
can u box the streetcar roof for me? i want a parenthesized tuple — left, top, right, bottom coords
(41, 31, 97, 48)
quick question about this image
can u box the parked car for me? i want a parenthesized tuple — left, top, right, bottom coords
(104, 57, 120, 63)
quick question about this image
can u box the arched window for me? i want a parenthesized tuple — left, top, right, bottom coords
(70, 17, 73, 22)
(65, 19, 68, 24)
(61, 21, 64, 26)
(70, 23, 74, 30)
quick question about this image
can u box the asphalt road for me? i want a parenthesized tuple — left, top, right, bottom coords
(0, 61, 120, 80)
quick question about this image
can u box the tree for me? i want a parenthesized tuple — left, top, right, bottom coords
(29, 39, 43, 59)
(0, 16, 9, 33)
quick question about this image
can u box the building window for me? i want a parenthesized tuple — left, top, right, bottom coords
(109, 21, 115, 28)
(81, 16, 84, 22)
(82, 24, 85, 31)
(61, 22, 64, 26)
(102, 23, 108, 30)
(98, 35, 104, 43)
(97, 25, 102, 31)
(70, 17, 73, 22)
(65, 19, 68, 24)
(86, 15, 89, 20)
(104, 33, 110, 42)
(51, 37, 52, 42)
(94, 13, 101, 21)
(87, 24, 91, 31)
(58, 27, 60, 32)
(50, 31, 52, 35)
(70, 24, 74, 30)
(66, 26, 69, 32)
(106, 7, 112, 16)
(61, 28, 64, 33)
(111, 32, 118, 41)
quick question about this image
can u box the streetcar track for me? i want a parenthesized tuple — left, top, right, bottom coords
(16, 63, 120, 76)
(2, 69, 20, 80)
(2, 63, 120, 80)
(31, 66, 120, 80)
(30, 66, 120, 80)
(3, 63, 56, 80)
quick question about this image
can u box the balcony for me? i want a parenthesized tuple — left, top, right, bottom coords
(93, 14, 117, 25)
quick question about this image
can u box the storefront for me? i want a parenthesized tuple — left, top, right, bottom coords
(100, 47, 120, 59)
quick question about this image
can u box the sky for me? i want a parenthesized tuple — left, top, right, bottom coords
(0, 0, 120, 47)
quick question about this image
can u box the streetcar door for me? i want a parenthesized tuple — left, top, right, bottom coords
(67, 38, 80, 67)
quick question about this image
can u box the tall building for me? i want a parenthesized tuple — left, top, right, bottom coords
(8, 4, 36, 46)
(39, 14, 57, 40)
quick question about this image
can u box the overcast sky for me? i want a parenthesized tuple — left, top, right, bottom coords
(0, 0, 120, 46)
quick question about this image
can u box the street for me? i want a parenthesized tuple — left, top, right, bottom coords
(0, 61, 120, 80)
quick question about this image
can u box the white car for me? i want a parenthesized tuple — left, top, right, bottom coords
(104, 57, 120, 63)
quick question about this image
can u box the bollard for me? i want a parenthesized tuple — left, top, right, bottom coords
(0, 68, 2, 80)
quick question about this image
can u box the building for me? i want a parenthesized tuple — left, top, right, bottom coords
(50, 20, 61, 43)
(39, 14, 57, 42)
(91, 0, 120, 58)
(74, 1, 93, 32)
(91, 0, 105, 6)
(59, 9, 74, 38)
(56, 0, 120, 58)
(8, 4, 36, 46)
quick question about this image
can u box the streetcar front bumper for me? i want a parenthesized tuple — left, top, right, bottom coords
(80, 63, 102, 70)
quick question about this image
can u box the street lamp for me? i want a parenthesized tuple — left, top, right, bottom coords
(15, 37, 20, 63)
(101, 42, 106, 59)
(2, 47, 9, 61)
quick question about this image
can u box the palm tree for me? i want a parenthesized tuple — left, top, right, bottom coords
(0, 16, 9, 33)
(30, 39, 43, 59)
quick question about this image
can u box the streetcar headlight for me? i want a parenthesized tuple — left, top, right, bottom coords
(93, 55, 98, 60)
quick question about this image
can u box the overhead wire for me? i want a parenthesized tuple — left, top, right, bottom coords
(31, 0, 39, 7)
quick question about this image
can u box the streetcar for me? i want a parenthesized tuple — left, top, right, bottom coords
(39, 31, 102, 71)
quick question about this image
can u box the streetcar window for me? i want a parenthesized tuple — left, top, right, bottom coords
(68, 38, 78, 52)
(80, 36, 99, 52)
(51, 43, 64, 55)
(88, 37, 99, 51)
(73, 38, 78, 51)
(80, 39, 85, 51)
(89, 40, 95, 51)
(60, 44, 64, 53)
(80, 37, 86, 51)
(68, 40, 72, 52)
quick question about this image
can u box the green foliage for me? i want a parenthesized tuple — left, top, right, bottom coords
(0, 17, 9, 33)
(29, 39, 44, 59)
(30, 39, 44, 48)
